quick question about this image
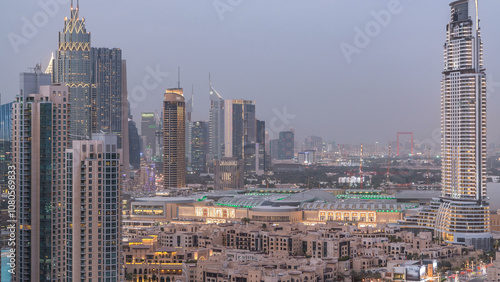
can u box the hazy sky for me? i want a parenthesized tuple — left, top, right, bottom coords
(2, 0, 500, 145)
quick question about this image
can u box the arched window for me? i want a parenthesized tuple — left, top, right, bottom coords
(134, 269, 137, 274)
(139, 269, 142, 274)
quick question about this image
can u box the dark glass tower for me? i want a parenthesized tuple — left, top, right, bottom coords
(53, 2, 92, 140)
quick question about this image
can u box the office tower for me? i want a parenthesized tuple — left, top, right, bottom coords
(13, 84, 70, 281)
(90, 48, 125, 141)
(128, 119, 141, 170)
(66, 134, 121, 281)
(208, 80, 224, 162)
(191, 121, 209, 173)
(401, 0, 491, 250)
(270, 139, 279, 160)
(53, 2, 93, 140)
(224, 99, 256, 173)
(278, 131, 294, 160)
(141, 112, 157, 161)
(435, 0, 490, 249)
(256, 120, 266, 173)
(163, 88, 186, 188)
(214, 157, 244, 190)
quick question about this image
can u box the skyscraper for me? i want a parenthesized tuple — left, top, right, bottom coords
(90, 48, 125, 141)
(401, 0, 491, 250)
(66, 134, 121, 281)
(163, 88, 186, 188)
(224, 99, 256, 158)
(278, 131, 294, 160)
(141, 112, 157, 160)
(256, 119, 266, 173)
(53, 1, 92, 140)
(208, 79, 225, 163)
(435, 0, 490, 249)
(13, 84, 70, 281)
(129, 119, 141, 170)
(191, 121, 209, 173)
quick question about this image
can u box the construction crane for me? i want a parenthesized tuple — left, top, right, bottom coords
(359, 143, 363, 189)
(387, 143, 391, 183)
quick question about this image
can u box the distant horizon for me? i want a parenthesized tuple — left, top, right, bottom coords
(2, 1, 500, 145)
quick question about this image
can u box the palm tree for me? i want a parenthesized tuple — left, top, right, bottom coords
(242, 217, 251, 225)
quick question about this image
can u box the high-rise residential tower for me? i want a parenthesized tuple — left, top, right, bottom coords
(163, 88, 186, 188)
(13, 84, 70, 281)
(435, 0, 490, 249)
(401, 0, 491, 250)
(66, 134, 121, 281)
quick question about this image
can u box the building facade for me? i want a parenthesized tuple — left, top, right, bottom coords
(53, 3, 93, 140)
(401, 0, 491, 250)
(278, 131, 294, 160)
(13, 84, 70, 281)
(163, 88, 186, 188)
(66, 134, 122, 281)
(435, 0, 491, 249)
(208, 82, 224, 162)
(214, 157, 244, 190)
(191, 121, 208, 173)
(141, 112, 157, 161)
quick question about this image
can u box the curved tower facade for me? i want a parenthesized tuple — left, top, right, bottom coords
(435, 0, 490, 249)
(400, 0, 491, 250)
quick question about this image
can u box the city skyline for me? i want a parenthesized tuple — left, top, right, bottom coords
(3, 1, 500, 144)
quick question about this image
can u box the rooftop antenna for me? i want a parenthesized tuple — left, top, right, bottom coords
(71, 0, 73, 8)
(177, 66, 180, 89)
(209, 72, 212, 88)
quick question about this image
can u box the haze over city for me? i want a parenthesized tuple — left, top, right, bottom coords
(3, 0, 500, 144)
(4, 1, 500, 281)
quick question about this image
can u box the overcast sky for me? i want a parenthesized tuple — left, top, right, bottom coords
(2, 0, 500, 145)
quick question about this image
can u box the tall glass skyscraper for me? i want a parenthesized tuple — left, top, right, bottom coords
(53, 2, 92, 140)
(191, 121, 209, 173)
(208, 80, 225, 163)
(435, 0, 490, 249)
(91, 48, 123, 140)
(163, 88, 186, 188)
(401, 0, 491, 250)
